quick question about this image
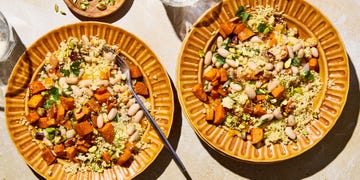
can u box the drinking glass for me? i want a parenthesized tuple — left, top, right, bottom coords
(0, 11, 16, 108)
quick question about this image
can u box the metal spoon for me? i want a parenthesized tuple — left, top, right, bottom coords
(103, 46, 191, 179)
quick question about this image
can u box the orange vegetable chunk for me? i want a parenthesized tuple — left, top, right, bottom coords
(192, 83, 208, 102)
(74, 121, 93, 137)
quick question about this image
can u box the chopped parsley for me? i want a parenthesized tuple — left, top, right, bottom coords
(214, 54, 226, 65)
(235, 6, 250, 22)
(70, 61, 81, 76)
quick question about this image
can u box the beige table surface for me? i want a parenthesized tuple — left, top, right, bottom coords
(0, 0, 359, 179)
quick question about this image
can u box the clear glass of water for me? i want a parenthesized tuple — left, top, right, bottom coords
(0, 11, 15, 108)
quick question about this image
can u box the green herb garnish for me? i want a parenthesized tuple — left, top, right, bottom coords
(235, 6, 250, 22)
(70, 61, 81, 76)
(60, 68, 70, 77)
(198, 50, 205, 58)
(214, 54, 226, 65)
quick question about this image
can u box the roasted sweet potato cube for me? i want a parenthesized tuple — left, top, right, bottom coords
(99, 123, 115, 143)
(29, 81, 46, 95)
(74, 107, 90, 121)
(238, 27, 255, 42)
(94, 92, 111, 103)
(271, 85, 284, 99)
(62, 120, 73, 130)
(66, 146, 77, 160)
(233, 23, 247, 35)
(250, 128, 264, 144)
(129, 65, 142, 79)
(192, 83, 208, 102)
(47, 104, 57, 119)
(219, 21, 235, 38)
(87, 97, 101, 113)
(74, 121, 93, 137)
(203, 69, 219, 81)
(26, 111, 40, 124)
(42, 148, 56, 165)
(205, 106, 214, 121)
(102, 152, 111, 163)
(213, 104, 226, 125)
(54, 144, 66, 157)
(76, 145, 88, 153)
(253, 104, 267, 117)
(95, 86, 108, 94)
(91, 115, 98, 128)
(117, 143, 133, 165)
(38, 117, 57, 128)
(56, 103, 65, 123)
(219, 68, 228, 83)
(28, 94, 44, 108)
(60, 96, 75, 110)
(133, 82, 149, 96)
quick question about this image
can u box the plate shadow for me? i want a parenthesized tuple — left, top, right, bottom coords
(199, 54, 359, 179)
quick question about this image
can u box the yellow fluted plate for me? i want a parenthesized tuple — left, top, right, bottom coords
(176, 0, 349, 162)
(6, 22, 174, 179)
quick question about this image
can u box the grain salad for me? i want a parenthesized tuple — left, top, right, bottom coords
(192, 6, 322, 146)
(25, 36, 151, 173)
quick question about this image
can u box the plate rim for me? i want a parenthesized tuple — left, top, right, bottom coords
(63, 0, 126, 18)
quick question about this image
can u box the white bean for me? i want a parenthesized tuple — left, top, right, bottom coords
(82, 88, 93, 97)
(97, 115, 104, 128)
(126, 98, 136, 108)
(96, 80, 109, 87)
(71, 85, 82, 96)
(285, 127, 297, 140)
(225, 59, 237, 68)
(287, 115, 296, 126)
(250, 36, 262, 43)
(66, 77, 79, 85)
(245, 85, 256, 99)
(113, 84, 121, 93)
(216, 36, 223, 48)
(203, 66, 213, 74)
(311, 47, 319, 57)
(128, 131, 139, 142)
(287, 46, 294, 59)
(107, 108, 117, 121)
(247, 61, 258, 70)
(273, 108, 283, 119)
(275, 61, 284, 72)
(297, 48, 305, 58)
(267, 79, 280, 91)
(211, 55, 217, 64)
(291, 66, 299, 74)
(260, 114, 274, 121)
(230, 83, 242, 92)
(126, 124, 136, 135)
(133, 110, 144, 123)
(128, 103, 140, 116)
(204, 51, 212, 65)
(215, 62, 222, 68)
(255, 81, 262, 88)
(43, 138, 53, 148)
(66, 129, 76, 139)
(292, 43, 302, 52)
(223, 63, 230, 69)
(119, 85, 128, 93)
(107, 87, 115, 95)
(59, 77, 69, 89)
(109, 77, 118, 85)
(217, 48, 230, 58)
(79, 80, 92, 87)
(264, 63, 274, 70)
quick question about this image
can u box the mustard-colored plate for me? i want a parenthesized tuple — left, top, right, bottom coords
(176, 0, 349, 162)
(63, 0, 125, 18)
(6, 22, 174, 179)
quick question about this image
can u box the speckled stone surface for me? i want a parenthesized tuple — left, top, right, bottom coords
(0, 0, 359, 179)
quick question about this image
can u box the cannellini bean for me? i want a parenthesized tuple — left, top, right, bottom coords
(247, 61, 258, 70)
(107, 87, 115, 95)
(96, 80, 109, 87)
(66, 77, 79, 85)
(59, 126, 66, 136)
(291, 66, 299, 74)
(127, 124, 136, 135)
(203, 66, 213, 74)
(59, 77, 69, 89)
(66, 129, 76, 139)
(79, 80, 92, 87)
(126, 98, 136, 108)
(226, 59, 237, 67)
(103, 52, 115, 61)
(292, 42, 302, 52)
(113, 84, 121, 93)
(250, 36, 262, 43)
(275, 61, 284, 72)
(82, 88, 93, 97)
(285, 127, 297, 140)
(138, 95, 147, 104)
(287, 46, 294, 59)
(204, 51, 212, 65)
(107, 108, 117, 121)
(264, 63, 274, 70)
(217, 36, 223, 48)
(128, 103, 140, 116)
(97, 115, 104, 128)
(303, 63, 309, 72)
(273, 108, 283, 119)
(109, 77, 118, 85)
(218, 48, 230, 58)
(230, 83, 242, 92)
(133, 110, 144, 123)
(119, 85, 128, 93)
(211, 55, 217, 64)
(128, 131, 139, 142)
(260, 114, 274, 121)
(43, 138, 53, 147)
(267, 79, 280, 91)
(236, 67, 243, 75)
(71, 85, 82, 96)
(287, 115, 296, 126)
(297, 48, 305, 58)
(245, 85, 256, 99)
(311, 47, 319, 57)
(223, 63, 230, 69)
(255, 81, 262, 88)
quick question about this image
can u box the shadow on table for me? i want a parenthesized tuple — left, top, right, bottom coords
(199, 54, 359, 179)
(70, 0, 134, 23)
(135, 78, 184, 179)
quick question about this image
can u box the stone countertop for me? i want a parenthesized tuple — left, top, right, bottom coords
(0, 0, 359, 179)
